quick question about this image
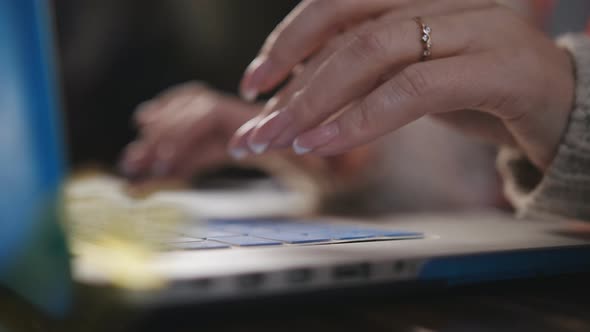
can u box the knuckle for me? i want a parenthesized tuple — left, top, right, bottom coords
(350, 31, 389, 62)
(307, 0, 330, 13)
(354, 100, 374, 134)
(291, 91, 317, 128)
(308, 0, 345, 18)
(171, 81, 205, 96)
(324, 33, 348, 54)
(392, 66, 430, 100)
(181, 81, 207, 93)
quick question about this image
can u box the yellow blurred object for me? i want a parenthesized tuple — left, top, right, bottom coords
(63, 174, 192, 290)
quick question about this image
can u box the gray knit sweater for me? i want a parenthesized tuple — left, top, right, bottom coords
(498, 33, 590, 221)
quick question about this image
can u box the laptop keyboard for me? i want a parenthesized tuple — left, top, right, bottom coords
(169, 219, 423, 250)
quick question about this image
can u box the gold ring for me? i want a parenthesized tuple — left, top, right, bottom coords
(414, 17, 432, 61)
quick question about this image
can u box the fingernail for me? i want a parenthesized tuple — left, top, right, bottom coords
(235, 117, 260, 137)
(229, 117, 262, 158)
(241, 88, 259, 103)
(241, 56, 273, 101)
(229, 147, 249, 160)
(230, 117, 260, 150)
(293, 122, 340, 155)
(120, 144, 145, 176)
(152, 144, 175, 177)
(120, 161, 139, 177)
(248, 109, 292, 152)
(293, 139, 313, 155)
(248, 142, 269, 155)
(152, 160, 170, 177)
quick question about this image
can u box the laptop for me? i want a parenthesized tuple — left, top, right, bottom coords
(3, 0, 590, 318)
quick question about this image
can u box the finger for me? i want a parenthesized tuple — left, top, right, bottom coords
(264, 19, 382, 120)
(239, 0, 399, 101)
(227, 116, 264, 159)
(148, 104, 221, 177)
(134, 82, 208, 126)
(123, 94, 204, 177)
(120, 141, 151, 178)
(174, 142, 230, 179)
(249, 12, 482, 151)
(292, 55, 508, 155)
(147, 94, 259, 175)
(267, 0, 497, 121)
(247, 33, 371, 152)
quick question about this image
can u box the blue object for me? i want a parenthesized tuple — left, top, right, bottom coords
(0, 0, 71, 317)
(173, 241, 231, 250)
(173, 219, 423, 250)
(250, 230, 332, 244)
(208, 236, 283, 247)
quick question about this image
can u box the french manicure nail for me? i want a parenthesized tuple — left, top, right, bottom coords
(293, 139, 313, 155)
(241, 88, 259, 103)
(249, 142, 269, 155)
(292, 122, 340, 155)
(248, 109, 292, 151)
(241, 56, 273, 100)
(229, 147, 249, 160)
(235, 117, 260, 137)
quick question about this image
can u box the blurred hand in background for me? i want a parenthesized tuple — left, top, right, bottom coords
(120, 83, 258, 179)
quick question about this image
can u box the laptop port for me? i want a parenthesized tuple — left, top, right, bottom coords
(393, 261, 407, 274)
(171, 278, 212, 290)
(192, 278, 213, 289)
(237, 273, 266, 289)
(286, 268, 313, 284)
(332, 263, 370, 281)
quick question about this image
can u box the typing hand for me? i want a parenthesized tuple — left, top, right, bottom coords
(120, 82, 259, 180)
(120, 81, 370, 185)
(231, 0, 574, 171)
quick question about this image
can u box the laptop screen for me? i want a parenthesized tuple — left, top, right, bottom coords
(0, 0, 71, 317)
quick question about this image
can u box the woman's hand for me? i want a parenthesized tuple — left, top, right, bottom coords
(232, 0, 575, 171)
(120, 83, 259, 179)
(119, 82, 372, 185)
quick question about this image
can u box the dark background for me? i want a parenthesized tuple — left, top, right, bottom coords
(53, 0, 299, 166)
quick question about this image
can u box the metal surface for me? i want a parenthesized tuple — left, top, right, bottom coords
(74, 211, 590, 307)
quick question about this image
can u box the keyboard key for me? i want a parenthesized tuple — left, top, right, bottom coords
(170, 236, 204, 243)
(210, 236, 282, 247)
(172, 240, 230, 250)
(251, 231, 331, 244)
(371, 230, 423, 238)
(199, 218, 424, 245)
(328, 228, 423, 240)
(327, 231, 379, 241)
(204, 230, 241, 238)
(215, 225, 256, 235)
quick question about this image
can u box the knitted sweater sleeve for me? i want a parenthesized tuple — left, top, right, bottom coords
(498, 34, 590, 221)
